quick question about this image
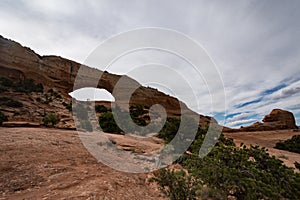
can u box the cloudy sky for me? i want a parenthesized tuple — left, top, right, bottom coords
(0, 0, 299, 127)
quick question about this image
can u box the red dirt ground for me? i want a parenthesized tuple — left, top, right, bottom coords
(0, 127, 166, 200)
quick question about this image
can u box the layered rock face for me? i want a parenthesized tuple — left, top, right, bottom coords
(224, 109, 298, 132)
(262, 109, 298, 130)
(0, 35, 216, 127)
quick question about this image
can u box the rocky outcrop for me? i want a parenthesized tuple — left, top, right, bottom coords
(0, 35, 216, 128)
(224, 109, 298, 132)
(262, 109, 298, 129)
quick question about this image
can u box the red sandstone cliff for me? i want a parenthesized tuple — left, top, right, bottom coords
(0, 35, 216, 127)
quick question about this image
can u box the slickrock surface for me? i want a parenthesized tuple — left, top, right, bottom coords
(0, 127, 166, 200)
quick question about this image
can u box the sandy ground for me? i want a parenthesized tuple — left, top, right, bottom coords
(224, 130, 300, 169)
(0, 128, 166, 200)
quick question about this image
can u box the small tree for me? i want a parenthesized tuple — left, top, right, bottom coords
(43, 113, 59, 127)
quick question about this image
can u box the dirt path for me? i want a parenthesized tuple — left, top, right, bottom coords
(224, 130, 300, 169)
(0, 128, 166, 200)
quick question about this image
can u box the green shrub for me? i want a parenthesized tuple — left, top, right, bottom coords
(62, 101, 72, 111)
(14, 78, 43, 93)
(130, 104, 148, 118)
(275, 135, 300, 154)
(1, 99, 24, 108)
(43, 113, 59, 127)
(129, 104, 148, 126)
(95, 105, 108, 113)
(158, 117, 181, 143)
(152, 128, 300, 200)
(149, 168, 200, 200)
(0, 111, 8, 125)
(295, 162, 300, 170)
(99, 112, 122, 133)
(48, 89, 62, 99)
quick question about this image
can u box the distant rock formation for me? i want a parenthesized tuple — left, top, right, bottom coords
(262, 109, 298, 129)
(0, 35, 216, 128)
(224, 109, 298, 132)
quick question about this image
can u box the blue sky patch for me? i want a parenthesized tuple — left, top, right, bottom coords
(236, 97, 263, 109)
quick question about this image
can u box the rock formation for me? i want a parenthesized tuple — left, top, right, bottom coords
(224, 109, 298, 132)
(262, 109, 298, 129)
(0, 35, 216, 128)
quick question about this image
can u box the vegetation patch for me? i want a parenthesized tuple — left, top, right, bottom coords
(95, 104, 109, 113)
(43, 113, 60, 127)
(275, 135, 300, 154)
(62, 101, 72, 111)
(0, 97, 23, 108)
(152, 127, 300, 200)
(99, 112, 122, 133)
(295, 162, 300, 170)
(98, 105, 150, 134)
(0, 77, 43, 93)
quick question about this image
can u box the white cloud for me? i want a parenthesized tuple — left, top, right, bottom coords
(226, 112, 255, 123)
(226, 119, 258, 128)
(270, 80, 300, 100)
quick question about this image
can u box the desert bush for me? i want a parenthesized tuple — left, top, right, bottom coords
(149, 168, 200, 200)
(274, 135, 300, 154)
(130, 104, 148, 117)
(158, 117, 181, 143)
(295, 162, 300, 170)
(99, 112, 122, 133)
(0, 111, 8, 125)
(48, 89, 62, 99)
(62, 101, 72, 111)
(95, 105, 108, 113)
(0, 98, 23, 108)
(43, 113, 59, 127)
(129, 104, 148, 126)
(152, 127, 300, 200)
(0, 77, 43, 93)
(14, 78, 43, 93)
